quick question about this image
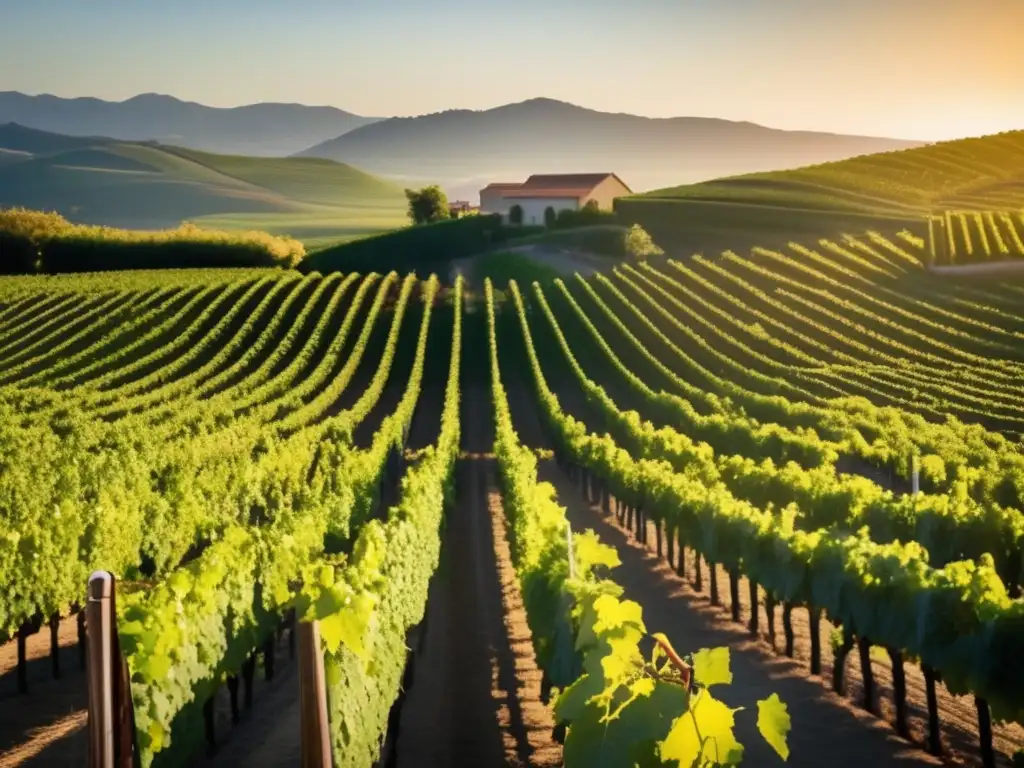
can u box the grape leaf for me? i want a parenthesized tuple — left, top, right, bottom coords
(318, 591, 376, 659)
(692, 647, 732, 688)
(757, 693, 791, 761)
(661, 691, 744, 767)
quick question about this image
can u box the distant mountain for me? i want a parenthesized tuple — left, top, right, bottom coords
(297, 97, 927, 201)
(0, 91, 382, 156)
(0, 125, 406, 238)
(0, 122, 124, 155)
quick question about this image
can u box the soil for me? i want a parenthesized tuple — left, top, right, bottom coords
(393, 380, 562, 768)
(0, 616, 87, 767)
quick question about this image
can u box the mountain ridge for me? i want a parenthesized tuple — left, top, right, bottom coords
(0, 91, 382, 156)
(296, 97, 927, 201)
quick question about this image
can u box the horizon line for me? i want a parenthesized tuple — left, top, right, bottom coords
(0, 88, 939, 144)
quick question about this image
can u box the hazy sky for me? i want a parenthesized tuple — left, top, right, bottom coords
(2, 0, 1022, 140)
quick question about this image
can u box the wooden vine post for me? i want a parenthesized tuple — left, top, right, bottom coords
(297, 619, 332, 768)
(85, 571, 135, 768)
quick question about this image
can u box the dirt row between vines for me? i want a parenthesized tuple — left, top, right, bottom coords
(394, 377, 561, 768)
(495, 335, 1024, 768)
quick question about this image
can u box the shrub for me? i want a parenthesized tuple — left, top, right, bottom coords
(0, 208, 304, 273)
(544, 206, 557, 228)
(509, 205, 524, 226)
(623, 224, 664, 258)
(553, 204, 617, 229)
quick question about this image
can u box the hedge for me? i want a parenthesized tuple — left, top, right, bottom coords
(0, 209, 304, 273)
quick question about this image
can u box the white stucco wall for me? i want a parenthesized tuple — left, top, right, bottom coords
(508, 197, 579, 225)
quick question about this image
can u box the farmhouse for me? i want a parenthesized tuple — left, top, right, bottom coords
(479, 173, 632, 225)
(448, 200, 475, 218)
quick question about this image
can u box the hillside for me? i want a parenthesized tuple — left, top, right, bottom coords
(616, 130, 1024, 255)
(639, 130, 1024, 212)
(0, 126, 407, 245)
(0, 122, 122, 155)
(0, 91, 382, 156)
(297, 97, 924, 201)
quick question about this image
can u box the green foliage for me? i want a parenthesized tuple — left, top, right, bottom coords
(555, 595, 790, 766)
(0, 208, 304, 272)
(509, 204, 524, 226)
(315, 275, 463, 766)
(624, 223, 664, 258)
(404, 185, 451, 225)
(544, 205, 558, 228)
(757, 695, 792, 761)
(554, 203, 617, 229)
(94, 273, 435, 765)
(928, 210, 1024, 266)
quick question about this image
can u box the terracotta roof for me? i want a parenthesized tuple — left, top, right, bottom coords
(526, 173, 630, 193)
(522, 173, 613, 188)
(480, 182, 523, 192)
(481, 173, 631, 199)
(501, 188, 589, 199)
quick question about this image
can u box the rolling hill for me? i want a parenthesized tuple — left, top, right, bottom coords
(0, 124, 408, 246)
(615, 130, 1024, 255)
(0, 91, 382, 156)
(297, 97, 925, 201)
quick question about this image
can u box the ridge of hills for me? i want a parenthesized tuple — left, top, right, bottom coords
(297, 97, 926, 201)
(0, 123, 407, 246)
(0, 91, 381, 156)
(616, 129, 1024, 255)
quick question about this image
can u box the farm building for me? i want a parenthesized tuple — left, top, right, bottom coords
(479, 173, 632, 225)
(448, 200, 476, 218)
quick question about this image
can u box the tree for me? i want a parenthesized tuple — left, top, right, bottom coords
(544, 206, 557, 228)
(623, 224, 663, 258)
(509, 204, 524, 226)
(405, 186, 450, 225)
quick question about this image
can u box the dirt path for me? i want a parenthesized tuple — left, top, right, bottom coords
(190, 639, 301, 768)
(394, 380, 561, 768)
(0, 617, 87, 767)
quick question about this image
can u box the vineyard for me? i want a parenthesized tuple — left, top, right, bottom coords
(1, 227, 1024, 767)
(928, 211, 1024, 265)
(618, 130, 1024, 255)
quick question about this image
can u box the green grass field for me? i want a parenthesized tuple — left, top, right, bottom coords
(618, 130, 1024, 255)
(0, 125, 408, 247)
